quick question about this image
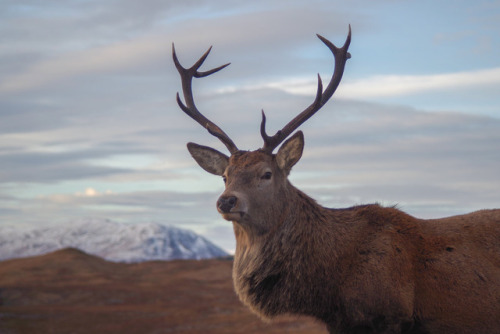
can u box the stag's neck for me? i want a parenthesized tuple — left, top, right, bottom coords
(232, 184, 350, 319)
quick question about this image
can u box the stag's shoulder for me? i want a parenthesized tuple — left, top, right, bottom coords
(327, 204, 423, 249)
(336, 203, 419, 229)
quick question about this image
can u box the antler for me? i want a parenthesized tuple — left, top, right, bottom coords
(260, 25, 352, 153)
(173, 44, 239, 154)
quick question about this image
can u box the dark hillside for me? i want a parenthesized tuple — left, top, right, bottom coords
(0, 248, 325, 333)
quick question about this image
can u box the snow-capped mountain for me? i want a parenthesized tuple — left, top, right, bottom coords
(0, 219, 228, 262)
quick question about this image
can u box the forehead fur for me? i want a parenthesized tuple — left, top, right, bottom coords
(229, 150, 274, 169)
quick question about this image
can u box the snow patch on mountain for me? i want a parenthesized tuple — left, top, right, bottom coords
(0, 219, 228, 262)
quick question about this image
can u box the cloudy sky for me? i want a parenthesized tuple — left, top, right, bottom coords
(1, 0, 499, 252)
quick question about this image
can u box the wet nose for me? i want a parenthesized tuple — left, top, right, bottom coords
(217, 196, 237, 213)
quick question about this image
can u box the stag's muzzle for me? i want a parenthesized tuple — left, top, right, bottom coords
(217, 195, 237, 213)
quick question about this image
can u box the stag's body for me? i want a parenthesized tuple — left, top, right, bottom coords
(230, 164, 500, 333)
(173, 28, 500, 333)
(220, 150, 500, 333)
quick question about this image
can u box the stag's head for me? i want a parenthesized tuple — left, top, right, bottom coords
(173, 28, 351, 235)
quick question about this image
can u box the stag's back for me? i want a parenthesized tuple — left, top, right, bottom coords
(413, 209, 500, 332)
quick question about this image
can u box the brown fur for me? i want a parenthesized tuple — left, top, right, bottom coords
(187, 141, 500, 334)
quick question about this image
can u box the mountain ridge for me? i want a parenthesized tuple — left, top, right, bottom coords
(0, 218, 228, 262)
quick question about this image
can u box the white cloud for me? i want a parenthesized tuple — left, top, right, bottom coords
(340, 67, 500, 98)
(230, 67, 500, 100)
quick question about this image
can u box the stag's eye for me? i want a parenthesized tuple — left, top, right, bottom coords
(261, 171, 272, 180)
(222, 176, 227, 184)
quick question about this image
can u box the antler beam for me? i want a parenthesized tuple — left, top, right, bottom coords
(260, 26, 352, 153)
(173, 44, 239, 154)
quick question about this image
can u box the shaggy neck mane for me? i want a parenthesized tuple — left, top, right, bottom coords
(232, 183, 347, 320)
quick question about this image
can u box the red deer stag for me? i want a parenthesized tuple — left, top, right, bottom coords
(172, 27, 500, 334)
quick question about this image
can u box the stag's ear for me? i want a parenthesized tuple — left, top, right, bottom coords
(276, 131, 304, 172)
(187, 142, 229, 176)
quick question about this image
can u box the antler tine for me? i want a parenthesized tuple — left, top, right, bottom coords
(172, 43, 238, 154)
(261, 25, 352, 153)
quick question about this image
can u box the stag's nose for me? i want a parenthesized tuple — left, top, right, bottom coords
(217, 195, 237, 213)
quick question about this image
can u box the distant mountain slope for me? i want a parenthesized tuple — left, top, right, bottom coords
(0, 219, 228, 262)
